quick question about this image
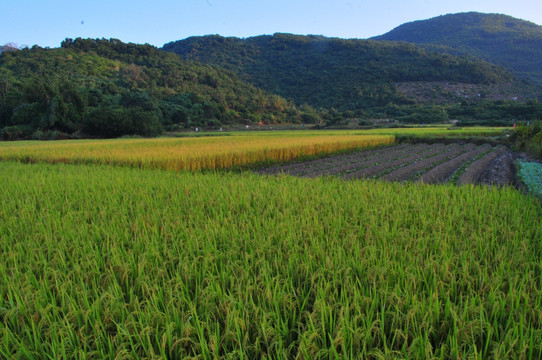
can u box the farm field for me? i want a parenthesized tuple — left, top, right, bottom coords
(258, 142, 516, 186)
(1, 161, 541, 359)
(1, 127, 541, 359)
(0, 127, 506, 171)
(0, 132, 393, 171)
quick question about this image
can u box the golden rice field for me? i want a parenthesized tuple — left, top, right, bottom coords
(0, 127, 507, 171)
(0, 132, 394, 171)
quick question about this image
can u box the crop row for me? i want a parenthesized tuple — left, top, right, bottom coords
(456, 147, 509, 185)
(342, 143, 450, 180)
(260, 143, 515, 186)
(419, 144, 490, 184)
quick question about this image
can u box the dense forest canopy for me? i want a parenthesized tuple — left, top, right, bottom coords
(0, 38, 314, 139)
(163, 33, 534, 111)
(3, 13, 542, 140)
(373, 12, 542, 87)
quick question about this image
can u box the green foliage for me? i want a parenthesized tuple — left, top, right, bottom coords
(517, 160, 542, 197)
(374, 12, 542, 88)
(363, 100, 542, 126)
(0, 125, 33, 140)
(0, 38, 312, 139)
(163, 33, 523, 111)
(510, 121, 542, 158)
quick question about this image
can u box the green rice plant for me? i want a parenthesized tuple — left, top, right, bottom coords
(0, 162, 541, 359)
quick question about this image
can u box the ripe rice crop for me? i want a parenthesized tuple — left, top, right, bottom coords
(1, 162, 541, 359)
(0, 132, 394, 171)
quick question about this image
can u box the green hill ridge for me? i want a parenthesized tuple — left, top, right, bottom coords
(163, 33, 534, 111)
(373, 12, 542, 87)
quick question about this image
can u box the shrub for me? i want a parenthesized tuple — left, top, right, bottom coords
(0, 125, 33, 140)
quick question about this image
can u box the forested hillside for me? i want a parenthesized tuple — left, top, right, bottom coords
(0, 38, 311, 139)
(163, 33, 533, 111)
(374, 12, 542, 87)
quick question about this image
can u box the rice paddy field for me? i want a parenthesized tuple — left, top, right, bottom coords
(1, 128, 541, 359)
(0, 127, 505, 171)
(0, 131, 394, 171)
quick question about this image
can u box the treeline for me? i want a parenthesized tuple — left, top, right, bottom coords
(163, 33, 530, 111)
(2, 36, 541, 140)
(0, 38, 315, 140)
(320, 100, 542, 128)
(372, 100, 542, 124)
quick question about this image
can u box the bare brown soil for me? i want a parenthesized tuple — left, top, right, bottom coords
(457, 147, 508, 186)
(256, 143, 517, 187)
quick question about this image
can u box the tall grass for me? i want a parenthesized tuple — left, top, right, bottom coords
(1, 162, 540, 359)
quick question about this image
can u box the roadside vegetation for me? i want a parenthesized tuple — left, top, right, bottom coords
(510, 121, 542, 159)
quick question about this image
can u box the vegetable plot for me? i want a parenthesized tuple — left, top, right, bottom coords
(260, 143, 516, 186)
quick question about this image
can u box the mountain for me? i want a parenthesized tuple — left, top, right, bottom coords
(373, 12, 542, 87)
(0, 38, 312, 139)
(162, 33, 535, 111)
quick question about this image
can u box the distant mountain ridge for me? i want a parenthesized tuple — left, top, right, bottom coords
(163, 33, 534, 111)
(373, 12, 542, 87)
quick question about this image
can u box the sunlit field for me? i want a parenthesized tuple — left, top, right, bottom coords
(1, 162, 540, 358)
(0, 132, 394, 171)
(1, 126, 540, 359)
(0, 127, 508, 171)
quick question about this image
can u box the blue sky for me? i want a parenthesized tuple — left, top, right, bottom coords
(2, 0, 542, 48)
